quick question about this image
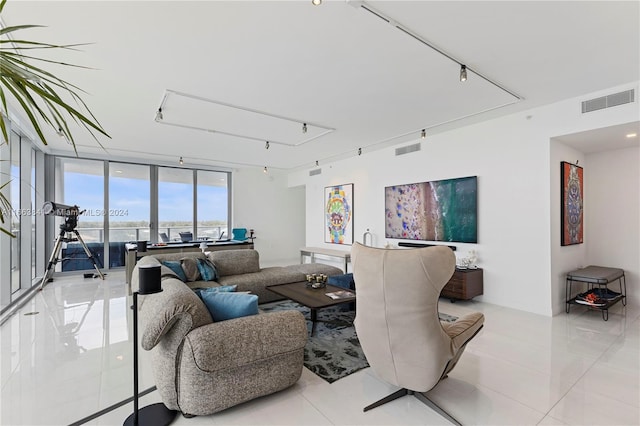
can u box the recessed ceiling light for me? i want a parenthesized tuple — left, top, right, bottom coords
(311, 0, 322, 5)
(626, 133, 637, 138)
(115, 170, 123, 174)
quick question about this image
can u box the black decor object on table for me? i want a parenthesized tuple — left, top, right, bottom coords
(124, 265, 177, 426)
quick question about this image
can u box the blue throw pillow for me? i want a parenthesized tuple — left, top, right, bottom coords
(196, 258, 218, 281)
(161, 260, 187, 282)
(198, 291, 258, 322)
(327, 273, 355, 290)
(195, 285, 238, 298)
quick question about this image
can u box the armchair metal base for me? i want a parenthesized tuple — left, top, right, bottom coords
(363, 388, 461, 426)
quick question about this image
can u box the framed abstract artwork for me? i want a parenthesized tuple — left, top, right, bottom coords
(385, 176, 478, 243)
(561, 161, 584, 246)
(324, 184, 354, 245)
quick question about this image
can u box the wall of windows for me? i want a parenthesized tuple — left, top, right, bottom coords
(0, 128, 44, 312)
(50, 157, 230, 271)
(0, 145, 230, 312)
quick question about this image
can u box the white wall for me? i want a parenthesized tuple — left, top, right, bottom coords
(232, 168, 305, 266)
(288, 82, 639, 316)
(586, 146, 639, 307)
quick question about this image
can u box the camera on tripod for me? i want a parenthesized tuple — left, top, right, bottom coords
(39, 201, 103, 290)
(42, 201, 84, 232)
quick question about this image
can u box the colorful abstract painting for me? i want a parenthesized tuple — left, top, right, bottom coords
(324, 184, 353, 245)
(561, 161, 583, 246)
(385, 176, 477, 243)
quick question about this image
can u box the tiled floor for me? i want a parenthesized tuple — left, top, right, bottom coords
(1, 271, 638, 425)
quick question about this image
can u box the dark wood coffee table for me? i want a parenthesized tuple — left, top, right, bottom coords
(267, 281, 356, 332)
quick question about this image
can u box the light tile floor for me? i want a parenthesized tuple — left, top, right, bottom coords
(1, 271, 638, 425)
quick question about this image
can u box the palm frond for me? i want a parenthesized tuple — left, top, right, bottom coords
(0, 0, 110, 148)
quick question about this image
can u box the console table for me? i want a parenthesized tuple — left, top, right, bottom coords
(441, 268, 484, 302)
(125, 240, 253, 284)
(300, 247, 351, 273)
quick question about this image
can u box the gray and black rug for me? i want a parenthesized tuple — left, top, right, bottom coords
(260, 300, 458, 384)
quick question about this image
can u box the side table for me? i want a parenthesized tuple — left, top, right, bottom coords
(441, 268, 483, 302)
(565, 265, 626, 321)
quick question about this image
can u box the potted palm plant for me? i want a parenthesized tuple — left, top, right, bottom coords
(0, 0, 109, 235)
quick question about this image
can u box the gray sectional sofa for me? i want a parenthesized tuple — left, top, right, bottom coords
(129, 249, 344, 416)
(132, 248, 344, 303)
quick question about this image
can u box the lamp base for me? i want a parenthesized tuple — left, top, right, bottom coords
(124, 403, 177, 426)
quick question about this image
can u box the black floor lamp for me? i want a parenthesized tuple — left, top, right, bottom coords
(124, 265, 177, 426)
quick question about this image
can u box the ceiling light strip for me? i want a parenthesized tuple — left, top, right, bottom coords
(163, 89, 333, 134)
(358, 2, 522, 101)
(156, 119, 333, 147)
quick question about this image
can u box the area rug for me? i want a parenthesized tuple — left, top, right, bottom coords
(260, 300, 458, 383)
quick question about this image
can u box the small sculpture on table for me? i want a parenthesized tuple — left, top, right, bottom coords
(306, 273, 327, 289)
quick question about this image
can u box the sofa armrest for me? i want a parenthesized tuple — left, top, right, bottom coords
(182, 310, 307, 371)
(139, 277, 213, 351)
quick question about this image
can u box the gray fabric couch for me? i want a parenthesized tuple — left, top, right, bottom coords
(129, 249, 343, 416)
(133, 249, 344, 303)
(132, 265, 309, 416)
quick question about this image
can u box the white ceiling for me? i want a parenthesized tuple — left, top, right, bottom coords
(3, 1, 639, 172)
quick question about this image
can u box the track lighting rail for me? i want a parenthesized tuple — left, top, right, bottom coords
(358, 2, 522, 101)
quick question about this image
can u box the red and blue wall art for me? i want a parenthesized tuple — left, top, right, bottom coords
(561, 161, 583, 246)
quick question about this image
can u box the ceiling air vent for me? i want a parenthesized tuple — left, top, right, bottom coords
(582, 89, 634, 113)
(309, 168, 322, 176)
(395, 143, 421, 156)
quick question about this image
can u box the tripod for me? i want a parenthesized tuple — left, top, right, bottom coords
(40, 216, 104, 291)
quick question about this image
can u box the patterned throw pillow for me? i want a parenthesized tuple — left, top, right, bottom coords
(180, 257, 201, 282)
(161, 260, 187, 282)
(196, 258, 218, 281)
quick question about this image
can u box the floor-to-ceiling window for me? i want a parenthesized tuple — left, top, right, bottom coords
(109, 163, 150, 267)
(197, 170, 229, 240)
(54, 157, 105, 272)
(158, 167, 194, 242)
(0, 128, 43, 312)
(10, 131, 21, 294)
(48, 158, 230, 269)
(0, 135, 12, 310)
(31, 149, 36, 280)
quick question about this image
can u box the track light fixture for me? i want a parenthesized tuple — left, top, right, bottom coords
(155, 107, 163, 121)
(179, 157, 184, 165)
(358, 147, 362, 156)
(265, 141, 270, 149)
(312, 0, 322, 5)
(421, 129, 426, 139)
(263, 166, 268, 173)
(459, 65, 467, 82)
(302, 123, 308, 133)
(56, 127, 65, 138)
(315, 160, 319, 167)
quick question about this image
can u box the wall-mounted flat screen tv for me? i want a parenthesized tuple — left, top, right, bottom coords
(385, 176, 477, 243)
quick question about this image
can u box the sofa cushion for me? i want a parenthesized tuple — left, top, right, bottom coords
(162, 260, 187, 282)
(327, 273, 355, 290)
(196, 258, 218, 281)
(198, 291, 259, 322)
(208, 249, 260, 276)
(180, 257, 201, 282)
(195, 285, 238, 297)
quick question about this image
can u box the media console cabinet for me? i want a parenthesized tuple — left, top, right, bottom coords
(441, 268, 484, 302)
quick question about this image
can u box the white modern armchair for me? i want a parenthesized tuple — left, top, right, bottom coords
(351, 243, 484, 425)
